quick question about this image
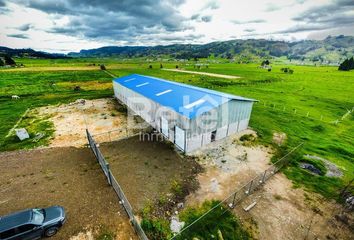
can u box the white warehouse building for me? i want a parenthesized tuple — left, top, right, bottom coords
(113, 74, 256, 153)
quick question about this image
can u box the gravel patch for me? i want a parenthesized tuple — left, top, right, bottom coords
(304, 154, 343, 177)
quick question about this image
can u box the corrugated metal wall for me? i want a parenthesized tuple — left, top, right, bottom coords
(113, 82, 254, 153)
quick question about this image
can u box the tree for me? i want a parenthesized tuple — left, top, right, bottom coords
(225, 53, 233, 59)
(261, 59, 270, 66)
(100, 64, 106, 70)
(149, 65, 152, 69)
(0, 58, 4, 66)
(338, 57, 354, 71)
(339, 59, 349, 71)
(4, 55, 16, 65)
(350, 57, 354, 70)
(160, 63, 163, 68)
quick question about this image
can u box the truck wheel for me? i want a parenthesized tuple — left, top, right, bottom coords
(44, 227, 58, 237)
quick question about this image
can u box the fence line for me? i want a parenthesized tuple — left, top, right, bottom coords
(170, 142, 304, 239)
(91, 127, 147, 144)
(257, 100, 354, 125)
(86, 129, 149, 240)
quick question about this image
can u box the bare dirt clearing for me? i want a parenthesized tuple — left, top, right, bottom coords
(162, 68, 241, 79)
(235, 173, 353, 240)
(0, 147, 137, 240)
(99, 135, 200, 211)
(185, 130, 273, 205)
(36, 98, 128, 147)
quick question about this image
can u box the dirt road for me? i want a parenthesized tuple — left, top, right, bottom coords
(162, 68, 241, 79)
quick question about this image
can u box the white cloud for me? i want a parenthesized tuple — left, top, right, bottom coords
(0, 0, 352, 53)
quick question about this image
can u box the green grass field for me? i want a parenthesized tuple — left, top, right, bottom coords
(0, 69, 113, 150)
(0, 59, 353, 200)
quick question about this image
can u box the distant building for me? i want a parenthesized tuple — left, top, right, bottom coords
(113, 74, 256, 153)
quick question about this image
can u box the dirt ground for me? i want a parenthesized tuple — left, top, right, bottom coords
(36, 98, 129, 147)
(162, 68, 241, 79)
(235, 173, 353, 240)
(185, 130, 273, 205)
(183, 130, 353, 240)
(99, 135, 200, 211)
(0, 147, 137, 240)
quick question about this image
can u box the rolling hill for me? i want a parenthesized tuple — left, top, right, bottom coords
(68, 35, 354, 64)
(0, 47, 69, 59)
(1, 35, 353, 64)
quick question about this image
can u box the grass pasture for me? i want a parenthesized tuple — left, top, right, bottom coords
(0, 69, 113, 150)
(0, 59, 353, 201)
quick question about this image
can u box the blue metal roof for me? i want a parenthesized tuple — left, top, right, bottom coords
(113, 74, 256, 119)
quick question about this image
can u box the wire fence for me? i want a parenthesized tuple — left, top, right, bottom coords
(256, 101, 354, 125)
(171, 142, 304, 239)
(92, 127, 147, 144)
(86, 129, 149, 240)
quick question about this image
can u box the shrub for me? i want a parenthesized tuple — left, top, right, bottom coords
(240, 134, 254, 142)
(239, 134, 257, 146)
(281, 67, 294, 74)
(141, 218, 172, 239)
(171, 180, 183, 197)
(177, 200, 251, 239)
(261, 59, 270, 66)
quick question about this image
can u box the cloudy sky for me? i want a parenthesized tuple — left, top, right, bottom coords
(0, 0, 353, 53)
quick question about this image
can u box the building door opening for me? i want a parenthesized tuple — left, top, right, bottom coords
(161, 117, 169, 137)
(175, 126, 185, 151)
(211, 130, 217, 142)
